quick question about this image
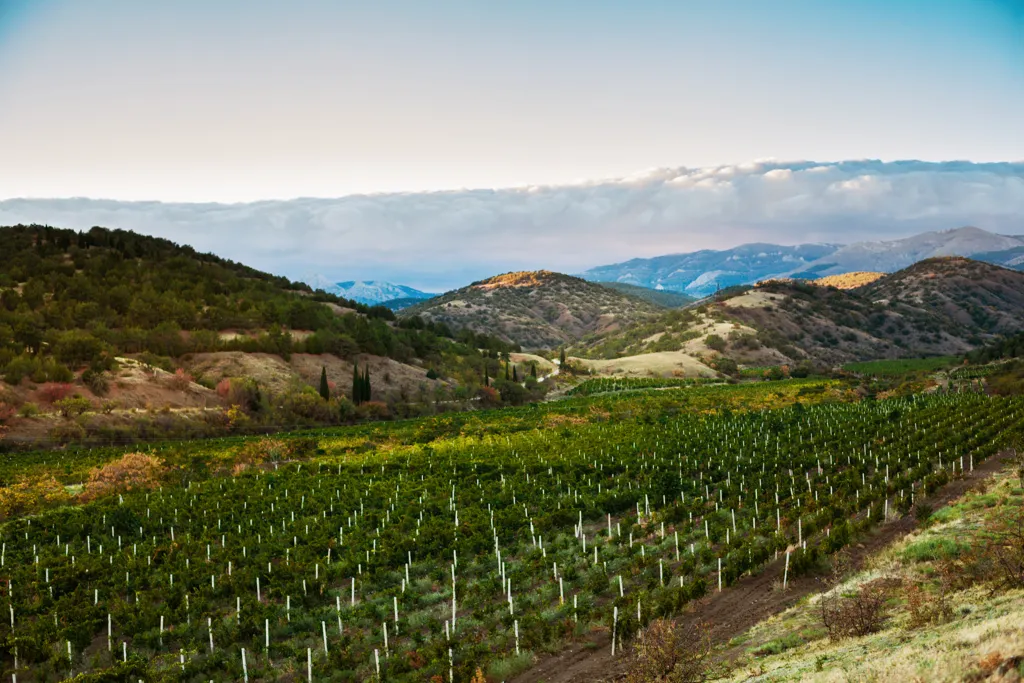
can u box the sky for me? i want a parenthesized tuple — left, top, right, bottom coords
(0, 1, 1022, 288)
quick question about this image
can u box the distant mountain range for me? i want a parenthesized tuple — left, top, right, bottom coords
(579, 227, 1024, 296)
(303, 277, 435, 307)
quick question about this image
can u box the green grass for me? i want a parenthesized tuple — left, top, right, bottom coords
(842, 356, 959, 377)
(900, 537, 970, 563)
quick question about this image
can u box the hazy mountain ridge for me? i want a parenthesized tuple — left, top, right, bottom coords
(580, 227, 1024, 296)
(578, 243, 840, 296)
(303, 277, 434, 306)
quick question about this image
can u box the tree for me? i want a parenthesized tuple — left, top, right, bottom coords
(512, 365, 519, 382)
(319, 366, 330, 401)
(531, 363, 537, 378)
(559, 347, 567, 365)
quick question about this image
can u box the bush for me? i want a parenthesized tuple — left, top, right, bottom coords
(38, 382, 75, 404)
(17, 402, 39, 418)
(168, 368, 193, 391)
(81, 452, 165, 502)
(819, 578, 894, 639)
(625, 618, 711, 683)
(81, 368, 109, 396)
(48, 421, 86, 444)
(54, 395, 91, 418)
(0, 475, 70, 520)
(705, 335, 726, 352)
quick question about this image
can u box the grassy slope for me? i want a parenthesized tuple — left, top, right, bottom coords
(715, 466, 1024, 682)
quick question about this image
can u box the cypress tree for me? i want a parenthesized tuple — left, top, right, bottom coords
(559, 347, 566, 365)
(363, 367, 371, 403)
(319, 366, 330, 401)
(505, 362, 510, 381)
(531, 363, 537, 378)
(513, 365, 519, 382)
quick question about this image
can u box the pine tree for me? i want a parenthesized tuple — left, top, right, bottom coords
(319, 366, 330, 401)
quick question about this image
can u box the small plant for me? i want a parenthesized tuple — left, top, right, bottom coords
(54, 396, 91, 418)
(17, 402, 39, 418)
(625, 618, 712, 683)
(168, 368, 193, 391)
(819, 578, 894, 639)
(38, 382, 75, 404)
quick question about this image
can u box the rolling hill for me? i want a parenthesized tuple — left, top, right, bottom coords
(571, 257, 1024, 367)
(595, 282, 694, 308)
(400, 270, 663, 348)
(0, 224, 518, 447)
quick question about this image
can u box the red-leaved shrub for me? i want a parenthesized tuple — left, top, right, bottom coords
(38, 382, 75, 404)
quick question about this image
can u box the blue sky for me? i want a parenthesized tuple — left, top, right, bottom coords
(0, 2, 1022, 289)
(0, 0, 1021, 201)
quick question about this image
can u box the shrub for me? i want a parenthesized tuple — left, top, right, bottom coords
(81, 452, 165, 502)
(17, 402, 39, 418)
(625, 618, 712, 683)
(54, 395, 91, 418)
(38, 382, 75, 404)
(81, 368, 109, 396)
(0, 475, 69, 520)
(168, 368, 193, 391)
(356, 400, 391, 421)
(48, 421, 86, 444)
(704, 335, 726, 352)
(819, 578, 894, 639)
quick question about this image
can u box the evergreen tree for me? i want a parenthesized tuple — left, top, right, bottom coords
(512, 365, 518, 382)
(319, 366, 330, 401)
(505, 362, 510, 381)
(363, 367, 371, 403)
(559, 347, 566, 365)
(530, 363, 537, 378)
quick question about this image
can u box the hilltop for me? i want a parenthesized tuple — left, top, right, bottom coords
(400, 270, 662, 348)
(0, 224, 519, 447)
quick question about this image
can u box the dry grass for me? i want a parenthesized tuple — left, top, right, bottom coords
(574, 351, 718, 378)
(716, 467, 1024, 682)
(814, 272, 885, 289)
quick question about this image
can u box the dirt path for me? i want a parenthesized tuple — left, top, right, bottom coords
(510, 453, 1010, 683)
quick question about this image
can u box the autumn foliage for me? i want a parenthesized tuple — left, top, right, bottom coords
(81, 452, 165, 502)
(38, 382, 75, 404)
(0, 475, 70, 520)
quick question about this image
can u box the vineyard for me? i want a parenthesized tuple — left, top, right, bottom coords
(565, 377, 717, 397)
(0, 383, 1021, 681)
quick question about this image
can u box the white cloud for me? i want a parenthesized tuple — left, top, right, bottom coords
(1, 160, 1022, 291)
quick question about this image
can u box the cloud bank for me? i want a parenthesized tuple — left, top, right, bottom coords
(1, 160, 1022, 291)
